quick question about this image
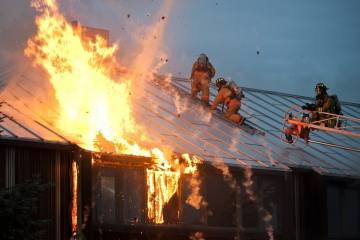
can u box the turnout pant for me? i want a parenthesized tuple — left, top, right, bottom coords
(191, 71, 210, 104)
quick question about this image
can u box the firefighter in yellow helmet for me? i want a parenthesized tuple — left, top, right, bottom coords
(190, 53, 216, 104)
(210, 77, 246, 125)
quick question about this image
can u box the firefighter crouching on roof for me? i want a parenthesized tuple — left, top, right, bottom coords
(210, 77, 246, 125)
(190, 53, 216, 104)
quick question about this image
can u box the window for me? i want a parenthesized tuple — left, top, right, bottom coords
(93, 166, 146, 225)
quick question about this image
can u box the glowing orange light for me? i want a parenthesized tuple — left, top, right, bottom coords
(71, 161, 78, 234)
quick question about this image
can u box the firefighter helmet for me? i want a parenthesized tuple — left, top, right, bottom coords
(197, 53, 208, 65)
(215, 77, 227, 88)
(315, 82, 328, 90)
(199, 53, 207, 60)
(315, 82, 328, 95)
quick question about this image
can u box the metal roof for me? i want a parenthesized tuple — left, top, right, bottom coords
(0, 101, 71, 145)
(1, 67, 359, 177)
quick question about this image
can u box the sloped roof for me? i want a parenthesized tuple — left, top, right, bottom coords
(0, 101, 71, 145)
(1, 66, 359, 177)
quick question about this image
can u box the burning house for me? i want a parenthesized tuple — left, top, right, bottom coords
(2, 65, 360, 240)
(2, 70, 360, 240)
(1, 0, 360, 240)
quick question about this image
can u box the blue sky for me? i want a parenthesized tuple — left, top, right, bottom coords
(1, 0, 359, 102)
(163, 0, 360, 103)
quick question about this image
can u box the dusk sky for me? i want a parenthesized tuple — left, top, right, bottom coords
(1, 0, 359, 102)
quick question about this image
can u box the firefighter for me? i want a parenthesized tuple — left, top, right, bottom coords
(302, 82, 341, 127)
(284, 82, 341, 143)
(190, 53, 216, 104)
(210, 77, 246, 125)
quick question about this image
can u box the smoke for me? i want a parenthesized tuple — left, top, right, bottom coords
(0, 0, 36, 55)
(229, 128, 241, 152)
(242, 167, 274, 240)
(160, 73, 191, 116)
(242, 167, 256, 202)
(126, 0, 172, 86)
(173, 90, 190, 115)
(262, 211, 274, 240)
(198, 105, 213, 123)
(259, 136, 277, 166)
(211, 156, 274, 240)
(212, 158, 237, 190)
(185, 171, 206, 210)
(0, 1, 37, 92)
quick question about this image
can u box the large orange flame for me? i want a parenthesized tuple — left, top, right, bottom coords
(25, 0, 137, 150)
(25, 0, 201, 225)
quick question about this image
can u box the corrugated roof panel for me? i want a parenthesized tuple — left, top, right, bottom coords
(134, 108, 210, 157)
(1, 117, 37, 139)
(0, 101, 70, 144)
(142, 83, 287, 169)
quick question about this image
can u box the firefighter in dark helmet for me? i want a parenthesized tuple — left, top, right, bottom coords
(284, 82, 342, 143)
(210, 77, 246, 125)
(190, 53, 216, 104)
(302, 82, 342, 126)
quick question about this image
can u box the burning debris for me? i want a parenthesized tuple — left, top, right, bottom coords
(147, 153, 203, 223)
(71, 161, 78, 236)
(147, 168, 180, 223)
